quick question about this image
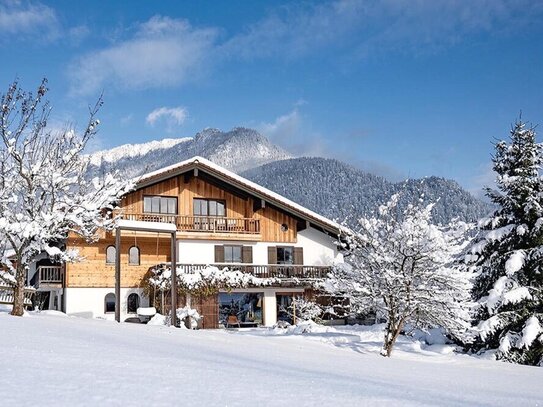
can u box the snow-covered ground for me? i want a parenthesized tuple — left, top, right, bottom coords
(1, 311, 541, 406)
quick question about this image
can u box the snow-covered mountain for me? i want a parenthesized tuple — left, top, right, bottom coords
(89, 127, 491, 224)
(241, 157, 492, 225)
(88, 127, 292, 177)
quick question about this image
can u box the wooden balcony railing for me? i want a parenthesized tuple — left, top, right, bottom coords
(0, 285, 35, 306)
(37, 266, 63, 285)
(176, 264, 331, 280)
(117, 212, 261, 235)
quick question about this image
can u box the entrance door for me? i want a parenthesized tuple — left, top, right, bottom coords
(34, 291, 51, 310)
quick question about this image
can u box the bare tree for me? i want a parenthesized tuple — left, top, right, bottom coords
(0, 79, 131, 316)
(326, 194, 473, 356)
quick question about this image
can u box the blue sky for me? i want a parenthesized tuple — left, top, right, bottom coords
(1, 0, 543, 196)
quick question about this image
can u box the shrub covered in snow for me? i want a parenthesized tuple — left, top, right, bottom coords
(177, 306, 202, 329)
(465, 120, 543, 366)
(144, 264, 280, 297)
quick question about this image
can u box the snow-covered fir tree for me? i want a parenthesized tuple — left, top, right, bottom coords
(326, 194, 473, 357)
(466, 120, 543, 365)
(0, 79, 131, 316)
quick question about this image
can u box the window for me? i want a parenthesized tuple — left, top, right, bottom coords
(129, 246, 140, 265)
(277, 247, 294, 265)
(143, 196, 177, 214)
(104, 293, 115, 313)
(127, 293, 140, 314)
(224, 245, 242, 263)
(219, 293, 263, 326)
(193, 199, 225, 217)
(106, 246, 116, 264)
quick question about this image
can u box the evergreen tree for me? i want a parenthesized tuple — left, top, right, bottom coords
(467, 120, 543, 365)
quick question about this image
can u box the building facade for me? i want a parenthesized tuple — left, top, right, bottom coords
(32, 157, 345, 327)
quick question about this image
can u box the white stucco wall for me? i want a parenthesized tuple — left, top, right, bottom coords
(296, 227, 343, 265)
(64, 287, 148, 321)
(178, 226, 343, 266)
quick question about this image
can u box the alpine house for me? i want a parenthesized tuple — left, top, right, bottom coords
(23, 157, 345, 328)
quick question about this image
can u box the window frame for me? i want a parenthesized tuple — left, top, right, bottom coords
(193, 198, 226, 217)
(106, 245, 116, 265)
(128, 246, 140, 266)
(104, 293, 115, 314)
(143, 195, 178, 215)
(276, 246, 294, 265)
(224, 245, 243, 263)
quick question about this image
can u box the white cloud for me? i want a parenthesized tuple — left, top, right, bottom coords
(0, 1, 60, 40)
(68, 16, 218, 96)
(146, 106, 188, 127)
(223, 0, 543, 59)
(256, 108, 327, 157)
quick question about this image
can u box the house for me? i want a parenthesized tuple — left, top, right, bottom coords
(27, 156, 345, 328)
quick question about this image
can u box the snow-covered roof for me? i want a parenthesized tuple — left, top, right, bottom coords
(134, 156, 342, 235)
(117, 219, 177, 232)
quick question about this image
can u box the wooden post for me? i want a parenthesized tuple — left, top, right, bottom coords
(170, 231, 177, 327)
(115, 228, 121, 323)
(292, 295, 296, 325)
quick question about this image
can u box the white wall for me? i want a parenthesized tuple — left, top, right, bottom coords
(178, 226, 343, 266)
(64, 287, 148, 321)
(296, 227, 343, 265)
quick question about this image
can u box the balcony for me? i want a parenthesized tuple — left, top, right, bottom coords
(177, 264, 331, 281)
(117, 212, 260, 236)
(37, 266, 63, 287)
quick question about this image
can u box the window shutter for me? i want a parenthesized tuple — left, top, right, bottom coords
(267, 246, 277, 264)
(214, 245, 225, 263)
(242, 246, 253, 263)
(294, 247, 304, 265)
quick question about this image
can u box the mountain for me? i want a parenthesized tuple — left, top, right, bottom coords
(89, 127, 491, 224)
(88, 127, 292, 178)
(241, 157, 492, 225)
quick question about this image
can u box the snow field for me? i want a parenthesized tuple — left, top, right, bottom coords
(1, 311, 542, 406)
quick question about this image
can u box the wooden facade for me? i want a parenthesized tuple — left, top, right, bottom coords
(119, 174, 298, 243)
(66, 235, 172, 288)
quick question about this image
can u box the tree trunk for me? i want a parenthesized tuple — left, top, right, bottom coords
(381, 317, 405, 357)
(10, 263, 26, 317)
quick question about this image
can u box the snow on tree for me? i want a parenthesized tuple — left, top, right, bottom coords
(326, 194, 473, 357)
(0, 79, 131, 316)
(466, 120, 543, 365)
(278, 297, 324, 324)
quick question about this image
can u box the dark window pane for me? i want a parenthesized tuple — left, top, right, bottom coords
(233, 246, 241, 262)
(127, 293, 140, 314)
(167, 198, 177, 214)
(217, 201, 226, 216)
(160, 197, 168, 213)
(194, 199, 207, 216)
(224, 245, 242, 263)
(105, 293, 115, 313)
(277, 247, 294, 264)
(209, 200, 217, 216)
(224, 246, 232, 262)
